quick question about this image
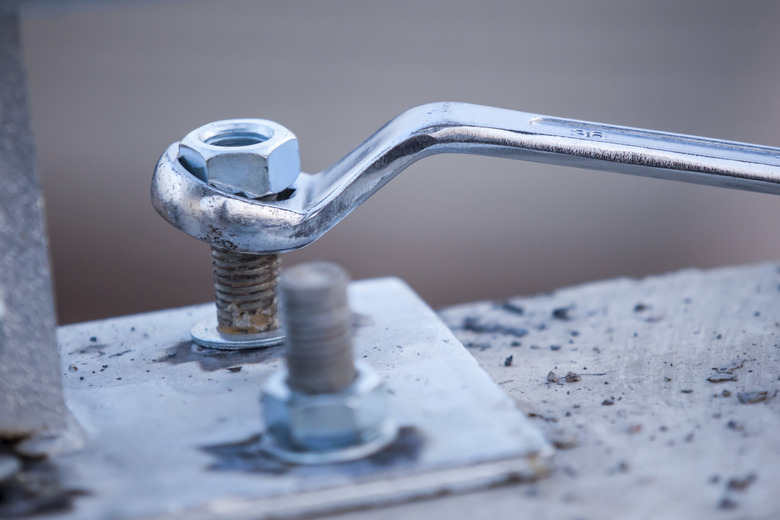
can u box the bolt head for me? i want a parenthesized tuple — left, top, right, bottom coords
(261, 362, 391, 452)
(178, 119, 300, 199)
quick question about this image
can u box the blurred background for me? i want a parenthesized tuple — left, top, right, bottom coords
(18, 0, 780, 324)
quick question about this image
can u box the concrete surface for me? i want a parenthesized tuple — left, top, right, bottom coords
(329, 263, 780, 519)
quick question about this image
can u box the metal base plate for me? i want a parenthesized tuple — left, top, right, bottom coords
(52, 277, 551, 520)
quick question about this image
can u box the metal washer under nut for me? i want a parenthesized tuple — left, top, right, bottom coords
(259, 421, 398, 465)
(260, 363, 398, 465)
(191, 317, 284, 350)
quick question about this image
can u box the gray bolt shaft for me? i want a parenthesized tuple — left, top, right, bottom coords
(280, 262, 356, 394)
(212, 247, 280, 334)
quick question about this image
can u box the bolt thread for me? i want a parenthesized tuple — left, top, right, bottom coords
(280, 262, 356, 394)
(212, 247, 280, 334)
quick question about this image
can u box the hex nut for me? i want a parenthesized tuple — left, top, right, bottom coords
(178, 119, 300, 199)
(262, 361, 391, 452)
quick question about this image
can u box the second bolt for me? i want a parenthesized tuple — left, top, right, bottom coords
(280, 262, 356, 394)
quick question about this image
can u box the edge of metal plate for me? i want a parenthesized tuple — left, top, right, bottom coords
(53, 277, 552, 520)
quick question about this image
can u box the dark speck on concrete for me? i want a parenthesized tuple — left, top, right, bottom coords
(602, 398, 614, 406)
(498, 300, 525, 316)
(552, 305, 574, 321)
(726, 420, 744, 432)
(89, 336, 97, 342)
(681, 389, 693, 394)
(227, 366, 243, 373)
(719, 497, 738, 510)
(565, 372, 581, 382)
(550, 345, 561, 351)
(461, 316, 528, 338)
(504, 355, 513, 367)
(632, 303, 664, 323)
(70, 343, 108, 357)
(707, 374, 737, 383)
(712, 359, 744, 375)
(727, 473, 757, 492)
(737, 390, 774, 404)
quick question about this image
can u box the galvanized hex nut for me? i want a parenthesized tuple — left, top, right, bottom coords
(178, 119, 300, 199)
(262, 362, 391, 452)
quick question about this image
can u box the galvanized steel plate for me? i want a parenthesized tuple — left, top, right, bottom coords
(52, 277, 550, 519)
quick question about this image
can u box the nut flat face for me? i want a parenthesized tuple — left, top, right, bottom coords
(178, 119, 300, 199)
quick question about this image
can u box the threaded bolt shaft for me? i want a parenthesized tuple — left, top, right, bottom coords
(212, 247, 280, 335)
(280, 262, 356, 394)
